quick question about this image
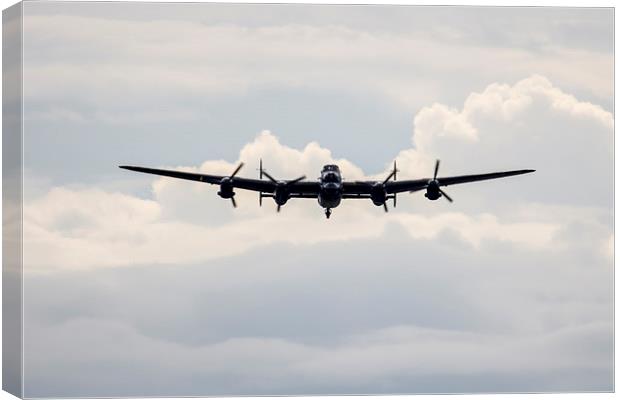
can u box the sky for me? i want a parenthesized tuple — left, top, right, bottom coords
(17, 3, 614, 397)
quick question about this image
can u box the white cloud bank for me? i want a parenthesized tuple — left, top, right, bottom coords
(25, 184, 563, 270)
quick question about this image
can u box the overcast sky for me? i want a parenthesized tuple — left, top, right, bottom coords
(19, 3, 613, 397)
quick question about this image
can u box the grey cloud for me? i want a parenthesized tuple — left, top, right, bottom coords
(24, 3, 613, 53)
(23, 222, 612, 396)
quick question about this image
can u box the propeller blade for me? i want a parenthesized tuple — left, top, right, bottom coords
(259, 159, 263, 179)
(383, 169, 396, 185)
(261, 170, 278, 183)
(383, 203, 389, 213)
(439, 188, 453, 203)
(286, 175, 306, 185)
(277, 204, 281, 213)
(231, 197, 237, 208)
(230, 162, 244, 178)
(434, 159, 440, 180)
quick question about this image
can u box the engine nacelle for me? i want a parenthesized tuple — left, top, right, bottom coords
(218, 177, 235, 199)
(370, 183, 387, 206)
(425, 180, 441, 200)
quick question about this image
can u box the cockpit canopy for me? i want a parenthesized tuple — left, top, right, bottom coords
(322, 164, 340, 172)
(321, 165, 341, 183)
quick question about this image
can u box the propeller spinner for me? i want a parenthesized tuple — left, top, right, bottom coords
(218, 162, 244, 207)
(423, 159, 453, 202)
(260, 165, 306, 212)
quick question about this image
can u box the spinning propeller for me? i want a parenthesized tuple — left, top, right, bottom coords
(259, 159, 305, 212)
(220, 162, 244, 208)
(381, 161, 398, 212)
(422, 159, 453, 202)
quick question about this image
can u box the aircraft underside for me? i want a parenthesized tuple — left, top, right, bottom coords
(318, 193, 341, 218)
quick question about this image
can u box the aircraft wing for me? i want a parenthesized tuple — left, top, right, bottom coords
(342, 181, 379, 195)
(119, 165, 323, 194)
(384, 169, 535, 194)
(287, 181, 322, 195)
(119, 165, 277, 193)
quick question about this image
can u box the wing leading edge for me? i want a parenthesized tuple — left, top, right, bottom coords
(383, 169, 536, 194)
(118, 165, 320, 194)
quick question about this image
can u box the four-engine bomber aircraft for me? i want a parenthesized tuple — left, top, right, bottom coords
(120, 160, 534, 219)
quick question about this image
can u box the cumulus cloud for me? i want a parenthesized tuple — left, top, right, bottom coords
(408, 75, 612, 161)
(395, 75, 613, 212)
(23, 75, 612, 271)
(411, 74, 612, 152)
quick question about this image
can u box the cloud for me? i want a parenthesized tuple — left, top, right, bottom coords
(24, 230, 612, 396)
(412, 74, 612, 153)
(395, 75, 613, 210)
(22, 14, 612, 123)
(23, 182, 562, 270)
(24, 318, 612, 397)
(23, 75, 612, 271)
(409, 74, 612, 160)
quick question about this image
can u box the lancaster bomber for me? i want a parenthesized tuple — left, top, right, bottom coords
(120, 160, 534, 219)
